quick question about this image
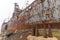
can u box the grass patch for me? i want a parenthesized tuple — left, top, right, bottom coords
(38, 29, 60, 40)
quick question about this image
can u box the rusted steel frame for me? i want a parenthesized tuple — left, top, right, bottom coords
(19, 5, 42, 24)
(18, 18, 60, 24)
(53, 0, 56, 6)
(47, 0, 55, 20)
(48, 24, 52, 37)
(24, 12, 41, 22)
(7, 22, 60, 31)
(19, 12, 40, 24)
(47, 0, 50, 7)
(32, 26, 35, 36)
(35, 24, 38, 36)
(46, 0, 50, 20)
(32, 24, 38, 36)
(40, 0, 45, 3)
(43, 24, 47, 38)
(50, 0, 56, 19)
(41, 1, 44, 18)
(20, 11, 31, 24)
(18, 0, 45, 23)
(19, 21, 60, 30)
(18, 0, 45, 24)
(27, 8, 32, 24)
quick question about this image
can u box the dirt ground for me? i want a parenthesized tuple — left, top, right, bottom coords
(27, 35, 58, 40)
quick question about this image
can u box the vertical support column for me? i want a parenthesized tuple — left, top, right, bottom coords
(32, 25, 38, 36)
(32, 26, 35, 36)
(44, 24, 47, 38)
(35, 25, 38, 36)
(48, 24, 52, 37)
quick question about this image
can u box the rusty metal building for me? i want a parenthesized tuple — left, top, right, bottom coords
(1, 0, 60, 40)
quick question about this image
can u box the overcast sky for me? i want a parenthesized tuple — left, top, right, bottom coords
(0, 0, 34, 33)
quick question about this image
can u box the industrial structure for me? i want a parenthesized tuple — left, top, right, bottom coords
(1, 0, 60, 40)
